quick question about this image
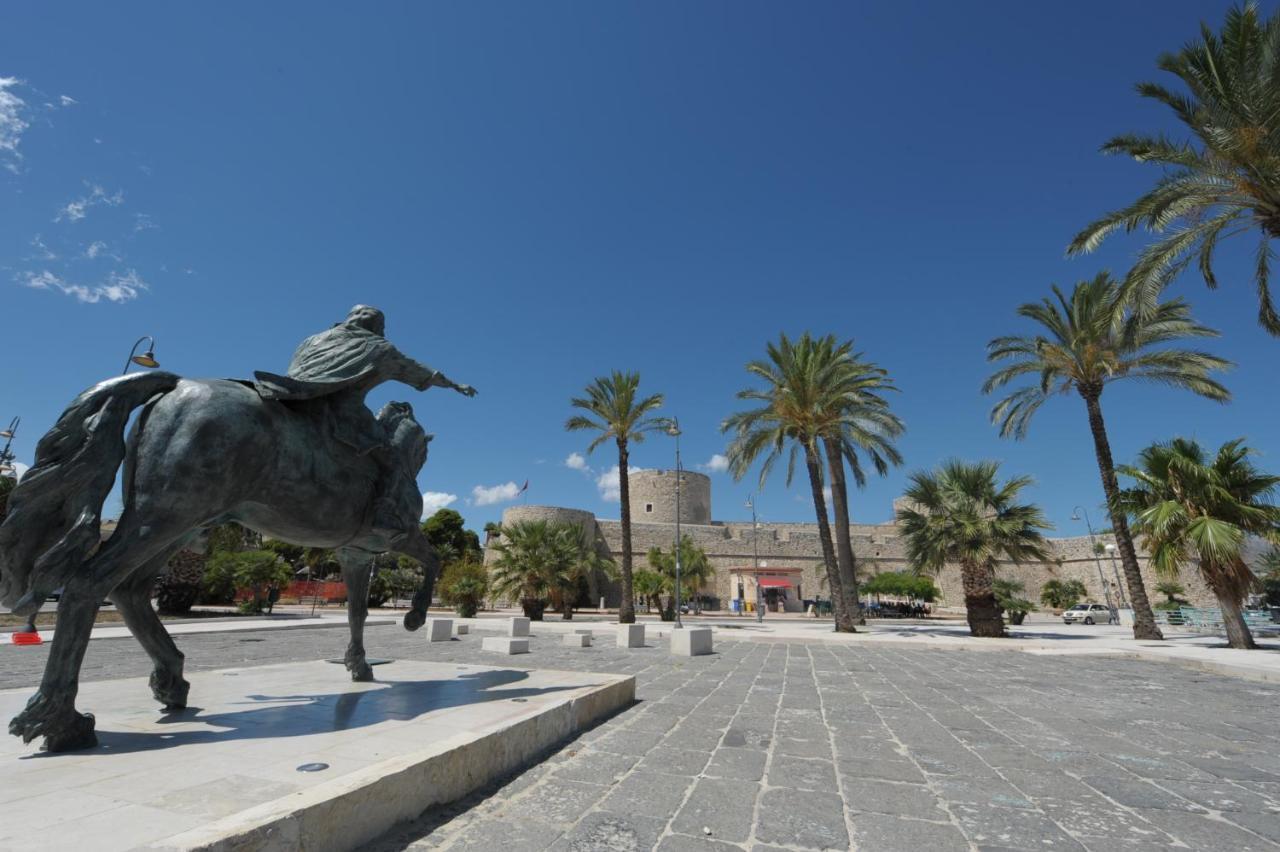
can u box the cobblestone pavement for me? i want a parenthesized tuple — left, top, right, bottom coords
(4, 623, 1280, 850)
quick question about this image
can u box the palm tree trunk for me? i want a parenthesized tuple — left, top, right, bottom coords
(803, 445, 855, 632)
(960, 558, 1004, 637)
(1209, 566, 1257, 650)
(616, 440, 636, 624)
(1080, 391, 1164, 641)
(822, 437, 864, 625)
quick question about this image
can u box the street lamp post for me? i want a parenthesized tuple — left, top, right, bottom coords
(1071, 506, 1115, 618)
(1104, 543, 1128, 609)
(746, 496, 764, 623)
(665, 417, 683, 629)
(124, 336, 160, 375)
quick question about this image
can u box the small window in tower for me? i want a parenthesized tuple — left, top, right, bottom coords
(645, 503, 653, 513)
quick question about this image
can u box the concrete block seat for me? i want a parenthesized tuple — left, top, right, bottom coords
(617, 623, 645, 648)
(671, 626, 713, 656)
(482, 637, 529, 655)
(425, 618, 453, 642)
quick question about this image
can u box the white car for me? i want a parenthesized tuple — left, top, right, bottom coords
(1062, 603, 1111, 625)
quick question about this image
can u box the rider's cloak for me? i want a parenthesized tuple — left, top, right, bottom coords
(254, 323, 394, 401)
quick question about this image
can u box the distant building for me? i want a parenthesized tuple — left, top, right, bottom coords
(484, 470, 1216, 612)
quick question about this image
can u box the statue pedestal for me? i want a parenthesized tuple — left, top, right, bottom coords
(0, 659, 633, 852)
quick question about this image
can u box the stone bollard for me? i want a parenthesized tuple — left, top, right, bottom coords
(563, 633, 592, 647)
(508, 617, 531, 637)
(671, 627, 713, 657)
(482, 637, 529, 654)
(425, 618, 453, 642)
(617, 623, 645, 648)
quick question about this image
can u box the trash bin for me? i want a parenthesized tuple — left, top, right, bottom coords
(729, 599, 741, 614)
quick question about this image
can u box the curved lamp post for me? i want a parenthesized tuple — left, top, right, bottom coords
(663, 417, 684, 629)
(124, 336, 160, 374)
(1104, 543, 1128, 609)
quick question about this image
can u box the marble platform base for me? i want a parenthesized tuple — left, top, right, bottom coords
(0, 660, 634, 852)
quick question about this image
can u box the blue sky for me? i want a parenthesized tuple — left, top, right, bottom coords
(2, 1, 1277, 537)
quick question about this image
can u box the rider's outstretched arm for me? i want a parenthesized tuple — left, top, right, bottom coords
(390, 351, 476, 396)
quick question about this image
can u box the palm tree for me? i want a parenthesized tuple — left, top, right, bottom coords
(983, 273, 1231, 640)
(1068, 4, 1280, 336)
(646, 535, 714, 620)
(632, 569, 665, 614)
(896, 460, 1051, 637)
(489, 519, 580, 621)
(566, 371, 665, 624)
(1118, 438, 1280, 650)
(722, 333, 857, 631)
(816, 348, 905, 624)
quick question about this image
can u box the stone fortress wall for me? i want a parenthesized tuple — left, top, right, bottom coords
(487, 472, 1217, 611)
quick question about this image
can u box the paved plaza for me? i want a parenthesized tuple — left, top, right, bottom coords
(3, 623, 1280, 851)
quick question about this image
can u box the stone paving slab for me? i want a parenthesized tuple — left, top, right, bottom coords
(3, 623, 1280, 850)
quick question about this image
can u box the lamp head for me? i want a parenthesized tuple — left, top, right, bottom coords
(1070, 511, 1081, 522)
(131, 350, 160, 369)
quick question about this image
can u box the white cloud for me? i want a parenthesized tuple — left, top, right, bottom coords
(700, 453, 729, 474)
(596, 465, 645, 502)
(420, 491, 458, 519)
(58, 95, 77, 107)
(20, 267, 146, 304)
(10, 462, 28, 482)
(133, 212, 157, 232)
(0, 77, 30, 169)
(85, 240, 107, 259)
(565, 452, 591, 473)
(472, 481, 522, 506)
(29, 234, 57, 261)
(56, 185, 125, 223)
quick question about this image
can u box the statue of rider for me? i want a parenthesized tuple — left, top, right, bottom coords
(254, 305, 475, 533)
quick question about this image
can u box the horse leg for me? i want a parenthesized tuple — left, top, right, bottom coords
(337, 547, 376, 682)
(8, 577, 103, 752)
(393, 528, 441, 632)
(109, 545, 192, 710)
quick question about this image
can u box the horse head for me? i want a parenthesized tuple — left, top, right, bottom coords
(377, 401, 432, 475)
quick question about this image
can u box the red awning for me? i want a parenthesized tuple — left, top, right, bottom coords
(758, 578, 792, 588)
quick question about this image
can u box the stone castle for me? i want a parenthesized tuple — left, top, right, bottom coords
(485, 469, 1216, 612)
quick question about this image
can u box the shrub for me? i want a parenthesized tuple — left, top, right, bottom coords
(1040, 579, 1088, 610)
(859, 571, 940, 602)
(440, 561, 489, 617)
(206, 550, 293, 614)
(994, 578, 1035, 623)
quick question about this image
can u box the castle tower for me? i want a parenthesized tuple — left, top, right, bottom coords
(628, 469, 712, 526)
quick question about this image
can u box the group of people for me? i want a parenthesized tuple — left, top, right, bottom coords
(864, 600, 930, 618)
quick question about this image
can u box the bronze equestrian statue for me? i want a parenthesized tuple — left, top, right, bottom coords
(0, 305, 475, 752)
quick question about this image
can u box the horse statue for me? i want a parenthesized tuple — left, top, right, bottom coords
(0, 305, 475, 752)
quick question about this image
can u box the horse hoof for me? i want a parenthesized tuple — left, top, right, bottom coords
(10, 695, 98, 752)
(43, 713, 98, 753)
(150, 670, 190, 710)
(403, 610, 426, 632)
(349, 661, 375, 682)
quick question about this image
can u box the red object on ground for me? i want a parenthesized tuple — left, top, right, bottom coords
(12, 632, 43, 646)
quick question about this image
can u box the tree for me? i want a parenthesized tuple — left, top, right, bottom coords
(1040, 579, 1089, 611)
(489, 519, 583, 620)
(984, 273, 1231, 640)
(631, 569, 666, 614)
(1154, 580, 1190, 610)
(205, 550, 293, 614)
(439, 561, 489, 617)
(155, 550, 206, 615)
(993, 578, 1035, 624)
(566, 371, 665, 624)
(422, 509, 482, 565)
(1118, 438, 1280, 650)
(859, 571, 939, 602)
(0, 475, 14, 521)
(1262, 548, 1280, 606)
(815, 345, 905, 626)
(897, 460, 1051, 638)
(1068, 3, 1280, 336)
(646, 535, 714, 620)
(723, 332, 871, 632)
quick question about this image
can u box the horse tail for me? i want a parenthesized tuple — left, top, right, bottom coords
(0, 371, 180, 612)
